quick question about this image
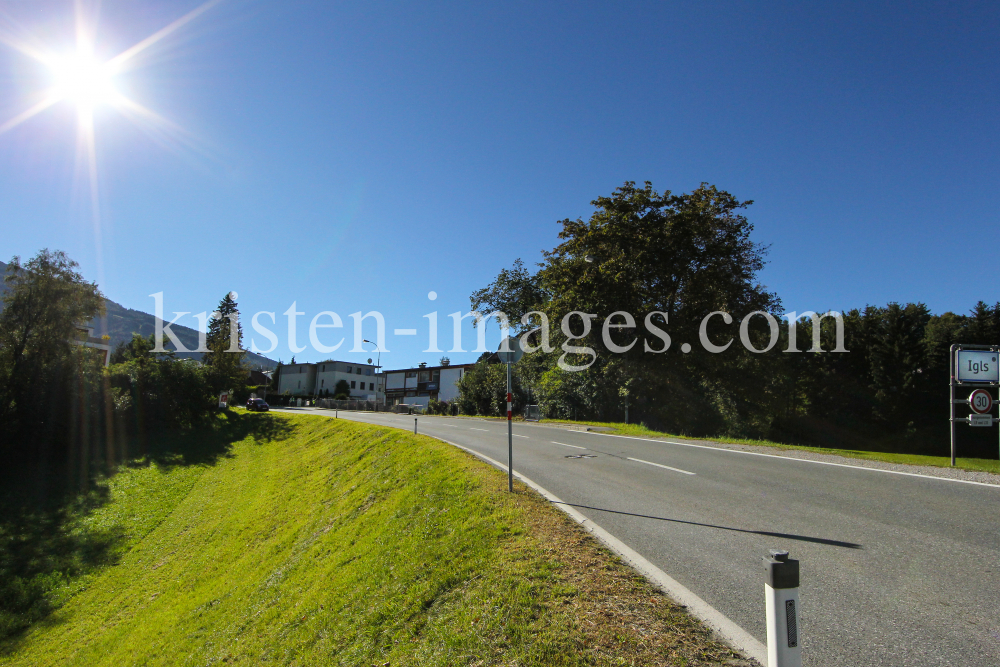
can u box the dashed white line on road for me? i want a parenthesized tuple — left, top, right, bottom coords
(552, 441, 586, 450)
(470, 428, 490, 432)
(513, 434, 529, 439)
(627, 457, 696, 475)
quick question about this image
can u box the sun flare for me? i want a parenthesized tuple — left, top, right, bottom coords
(49, 52, 119, 110)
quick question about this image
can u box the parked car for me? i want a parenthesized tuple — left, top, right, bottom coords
(246, 398, 270, 412)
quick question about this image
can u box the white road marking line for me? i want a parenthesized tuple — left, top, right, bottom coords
(513, 434, 529, 439)
(590, 432, 1000, 488)
(470, 428, 490, 432)
(627, 457, 696, 475)
(552, 441, 586, 450)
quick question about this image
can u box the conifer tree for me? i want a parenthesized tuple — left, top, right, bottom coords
(203, 291, 246, 393)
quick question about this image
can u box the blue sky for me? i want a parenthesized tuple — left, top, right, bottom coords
(0, 0, 997, 368)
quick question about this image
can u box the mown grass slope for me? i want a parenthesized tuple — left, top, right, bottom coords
(1, 412, 743, 666)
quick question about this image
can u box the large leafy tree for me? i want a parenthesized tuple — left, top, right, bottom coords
(539, 182, 781, 433)
(0, 250, 104, 442)
(470, 258, 548, 330)
(540, 181, 779, 344)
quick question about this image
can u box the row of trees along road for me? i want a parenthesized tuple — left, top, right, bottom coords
(0, 250, 252, 488)
(460, 182, 1000, 458)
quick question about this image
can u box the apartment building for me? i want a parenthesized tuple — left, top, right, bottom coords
(277, 360, 379, 398)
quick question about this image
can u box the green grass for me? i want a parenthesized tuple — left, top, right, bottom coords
(0, 412, 741, 666)
(528, 418, 1000, 475)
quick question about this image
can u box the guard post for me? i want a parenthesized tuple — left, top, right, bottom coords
(764, 549, 801, 667)
(949, 344, 999, 466)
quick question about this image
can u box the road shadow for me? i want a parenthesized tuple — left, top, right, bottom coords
(554, 501, 862, 550)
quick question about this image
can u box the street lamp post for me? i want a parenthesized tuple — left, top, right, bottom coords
(363, 339, 382, 405)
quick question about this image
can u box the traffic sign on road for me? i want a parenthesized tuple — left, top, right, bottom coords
(956, 350, 999, 383)
(496, 335, 525, 364)
(969, 388, 994, 414)
(969, 414, 994, 427)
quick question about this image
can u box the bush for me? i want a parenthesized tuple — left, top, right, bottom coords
(427, 399, 451, 415)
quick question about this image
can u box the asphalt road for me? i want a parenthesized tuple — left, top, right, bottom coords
(279, 408, 1000, 667)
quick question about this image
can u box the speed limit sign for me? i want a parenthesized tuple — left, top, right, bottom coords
(968, 388, 993, 414)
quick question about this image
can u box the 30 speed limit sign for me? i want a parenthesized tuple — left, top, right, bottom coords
(968, 389, 993, 414)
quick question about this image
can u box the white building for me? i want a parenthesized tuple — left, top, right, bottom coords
(277, 363, 316, 396)
(382, 362, 473, 407)
(277, 360, 379, 398)
(72, 326, 111, 367)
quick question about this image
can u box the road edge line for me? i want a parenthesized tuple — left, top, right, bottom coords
(588, 431, 1000, 488)
(437, 437, 767, 666)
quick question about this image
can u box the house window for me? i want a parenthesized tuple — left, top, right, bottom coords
(405, 371, 416, 378)
(321, 365, 325, 372)
(432, 370, 440, 380)
(369, 382, 374, 390)
(297, 380, 301, 388)
(321, 379, 325, 387)
(350, 381, 356, 389)
(366, 368, 372, 376)
(419, 371, 430, 382)
(356, 368, 362, 375)
(346, 366, 352, 373)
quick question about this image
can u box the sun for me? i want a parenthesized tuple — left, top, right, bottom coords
(0, 0, 223, 135)
(49, 51, 119, 111)
(0, 0, 224, 283)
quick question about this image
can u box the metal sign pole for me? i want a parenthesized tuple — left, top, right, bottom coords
(950, 344, 957, 467)
(950, 344, 1000, 465)
(507, 361, 513, 492)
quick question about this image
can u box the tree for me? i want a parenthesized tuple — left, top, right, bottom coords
(202, 292, 246, 395)
(271, 361, 283, 395)
(333, 379, 350, 399)
(0, 250, 104, 446)
(110, 332, 166, 365)
(540, 182, 779, 348)
(456, 360, 525, 416)
(467, 182, 783, 434)
(470, 258, 548, 330)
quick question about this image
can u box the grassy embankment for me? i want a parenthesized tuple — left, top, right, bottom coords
(443, 414, 1000, 475)
(0, 411, 746, 666)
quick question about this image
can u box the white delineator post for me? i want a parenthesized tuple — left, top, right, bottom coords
(764, 550, 801, 667)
